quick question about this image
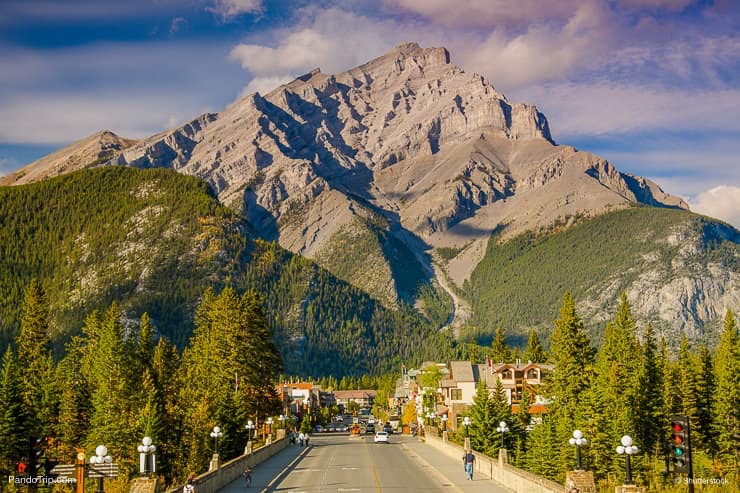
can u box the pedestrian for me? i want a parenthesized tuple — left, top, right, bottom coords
(243, 466, 252, 488)
(299, 432, 305, 446)
(462, 450, 475, 480)
(305, 434, 310, 446)
(184, 474, 196, 493)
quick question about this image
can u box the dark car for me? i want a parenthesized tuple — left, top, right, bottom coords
(366, 423, 375, 434)
(383, 424, 393, 434)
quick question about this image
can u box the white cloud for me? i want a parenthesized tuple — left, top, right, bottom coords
(516, 83, 740, 138)
(688, 186, 740, 229)
(384, 0, 585, 28)
(229, 8, 405, 87)
(207, 0, 262, 20)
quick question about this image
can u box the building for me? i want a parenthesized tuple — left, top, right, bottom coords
(436, 359, 553, 430)
(333, 390, 377, 409)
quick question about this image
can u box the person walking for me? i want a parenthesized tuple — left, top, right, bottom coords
(462, 450, 475, 480)
(298, 432, 305, 447)
(243, 466, 252, 488)
(184, 474, 196, 493)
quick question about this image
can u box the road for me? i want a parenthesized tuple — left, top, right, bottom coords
(220, 433, 511, 493)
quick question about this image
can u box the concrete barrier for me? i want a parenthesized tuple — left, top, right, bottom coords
(164, 438, 288, 493)
(425, 434, 563, 493)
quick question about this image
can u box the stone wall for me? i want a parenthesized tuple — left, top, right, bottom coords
(425, 434, 564, 493)
(162, 438, 288, 493)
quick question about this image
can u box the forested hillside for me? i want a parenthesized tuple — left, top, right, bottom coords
(0, 167, 455, 375)
(464, 207, 739, 345)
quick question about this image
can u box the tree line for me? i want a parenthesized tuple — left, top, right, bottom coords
(453, 292, 738, 492)
(0, 280, 282, 491)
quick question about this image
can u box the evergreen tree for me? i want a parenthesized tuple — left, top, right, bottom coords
(546, 293, 593, 421)
(0, 349, 27, 473)
(523, 329, 547, 363)
(544, 293, 594, 481)
(633, 323, 663, 459)
(176, 287, 283, 478)
(491, 327, 511, 363)
(468, 380, 497, 455)
(585, 293, 641, 479)
(524, 416, 561, 480)
(677, 336, 699, 437)
(694, 344, 715, 452)
(15, 279, 57, 436)
(712, 310, 739, 472)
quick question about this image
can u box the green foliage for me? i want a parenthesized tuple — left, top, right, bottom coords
(712, 310, 739, 472)
(465, 207, 739, 342)
(0, 167, 454, 377)
(0, 349, 27, 475)
(490, 327, 511, 363)
(523, 329, 547, 363)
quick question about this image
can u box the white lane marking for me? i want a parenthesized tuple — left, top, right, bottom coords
(337, 489, 360, 492)
(339, 467, 358, 470)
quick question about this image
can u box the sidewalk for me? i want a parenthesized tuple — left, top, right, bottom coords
(402, 437, 513, 493)
(218, 442, 309, 493)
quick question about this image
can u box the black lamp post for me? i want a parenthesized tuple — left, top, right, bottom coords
(569, 430, 587, 470)
(496, 421, 510, 449)
(616, 435, 639, 485)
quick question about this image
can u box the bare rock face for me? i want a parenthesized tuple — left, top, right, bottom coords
(0, 130, 138, 185)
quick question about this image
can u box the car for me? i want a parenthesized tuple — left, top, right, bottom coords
(383, 424, 393, 434)
(337, 425, 347, 432)
(374, 431, 389, 443)
(366, 423, 375, 434)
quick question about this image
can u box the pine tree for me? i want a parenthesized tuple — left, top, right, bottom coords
(469, 379, 497, 455)
(523, 329, 547, 363)
(694, 344, 715, 452)
(677, 336, 699, 437)
(712, 310, 739, 472)
(491, 327, 512, 363)
(0, 349, 27, 472)
(634, 323, 663, 458)
(15, 279, 57, 436)
(544, 293, 594, 481)
(177, 287, 283, 477)
(546, 293, 593, 421)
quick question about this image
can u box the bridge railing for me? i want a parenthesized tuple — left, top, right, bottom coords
(165, 438, 288, 493)
(424, 434, 563, 493)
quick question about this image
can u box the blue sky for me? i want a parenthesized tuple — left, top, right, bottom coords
(1, 0, 738, 227)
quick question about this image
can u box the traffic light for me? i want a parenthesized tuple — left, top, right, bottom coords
(670, 415, 691, 473)
(28, 436, 44, 477)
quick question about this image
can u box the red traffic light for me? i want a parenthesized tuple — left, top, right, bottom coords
(672, 422, 684, 432)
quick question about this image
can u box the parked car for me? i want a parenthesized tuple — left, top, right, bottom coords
(366, 423, 375, 434)
(383, 424, 393, 434)
(374, 431, 389, 443)
(315, 425, 323, 433)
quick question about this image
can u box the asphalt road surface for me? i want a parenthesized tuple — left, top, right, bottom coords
(234, 433, 512, 493)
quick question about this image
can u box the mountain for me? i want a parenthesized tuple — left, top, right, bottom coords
(0, 130, 138, 185)
(0, 166, 453, 375)
(4, 42, 735, 343)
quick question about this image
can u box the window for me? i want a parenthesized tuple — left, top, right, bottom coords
(527, 369, 539, 380)
(450, 388, 462, 400)
(501, 369, 513, 380)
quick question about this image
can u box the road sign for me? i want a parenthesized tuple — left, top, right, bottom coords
(87, 464, 119, 478)
(49, 464, 77, 478)
(49, 463, 118, 479)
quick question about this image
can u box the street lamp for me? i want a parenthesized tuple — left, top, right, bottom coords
(89, 445, 112, 493)
(496, 421, 510, 449)
(137, 437, 156, 476)
(210, 426, 223, 455)
(616, 435, 639, 485)
(266, 417, 274, 442)
(569, 430, 587, 470)
(246, 420, 255, 442)
(279, 414, 286, 430)
(463, 416, 471, 437)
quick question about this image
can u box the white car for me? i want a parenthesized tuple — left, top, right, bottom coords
(374, 431, 389, 443)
